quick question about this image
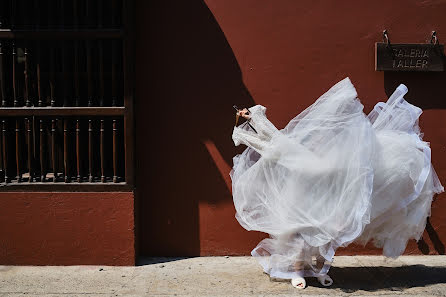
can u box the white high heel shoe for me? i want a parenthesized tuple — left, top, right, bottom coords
(317, 274, 333, 287)
(291, 276, 306, 289)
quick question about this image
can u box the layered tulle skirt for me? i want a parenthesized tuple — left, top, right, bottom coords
(230, 78, 444, 279)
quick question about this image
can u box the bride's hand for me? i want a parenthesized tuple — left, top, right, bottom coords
(237, 108, 251, 119)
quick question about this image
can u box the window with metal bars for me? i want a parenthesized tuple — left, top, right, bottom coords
(0, 0, 134, 191)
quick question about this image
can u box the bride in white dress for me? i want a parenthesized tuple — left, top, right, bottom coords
(230, 77, 444, 289)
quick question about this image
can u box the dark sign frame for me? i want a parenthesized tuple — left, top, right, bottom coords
(375, 42, 444, 72)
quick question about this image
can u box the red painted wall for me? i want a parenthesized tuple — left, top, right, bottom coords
(136, 0, 446, 256)
(0, 192, 134, 265)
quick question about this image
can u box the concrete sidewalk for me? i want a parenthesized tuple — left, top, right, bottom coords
(1, 256, 446, 297)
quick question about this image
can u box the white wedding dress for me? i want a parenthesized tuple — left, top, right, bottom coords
(230, 77, 444, 280)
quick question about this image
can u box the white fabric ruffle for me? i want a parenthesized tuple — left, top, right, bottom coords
(230, 77, 444, 279)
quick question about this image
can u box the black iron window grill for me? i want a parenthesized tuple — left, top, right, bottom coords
(0, 0, 134, 191)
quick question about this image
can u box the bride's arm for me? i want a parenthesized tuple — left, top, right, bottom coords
(232, 105, 279, 153)
(248, 105, 278, 139)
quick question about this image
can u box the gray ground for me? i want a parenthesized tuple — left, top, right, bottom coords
(1, 256, 445, 297)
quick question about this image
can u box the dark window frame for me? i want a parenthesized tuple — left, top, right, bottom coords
(0, 0, 135, 192)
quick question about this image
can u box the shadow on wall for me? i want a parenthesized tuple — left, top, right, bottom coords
(417, 217, 445, 255)
(384, 71, 446, 109)
(135, 1, 256, 256)
(384, 69, 446, 256)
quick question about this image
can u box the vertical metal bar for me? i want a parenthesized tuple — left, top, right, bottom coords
(88, 119, 93, 182)
(98, 0, 103, 29)
(21, 0, 27, 29)
(111, 0, 118, 184)
(85, 0, 90, 28)
(24, 47, 31, 107)
(60, 1, 67, 112)
(26, 118, 33, 182)
(60, 0, 68, 110)
(99, 0, 104, 180)
(73, 0, 78, 29)
(62, 43, 68, 107)
(112, 0, 118, 28)
(73, 0, 80, 107)
(11, 0, 16, 29)
(2, 120, 7, 183)
(76, 119, 80, 182)
(34, 0, 40, 30)
(111, 41, 117, 107)
(12, 43, 17, 107)
(13, 38, 21, 182)
(40, 119, 45, 182)
(100, 119, 104, 182)
(51, 119, 57, 182)
(59, 0, 64, 29)
(74, 2, 81, 184)
(111, 0, 117, 106)
(63, 119, 68, 182)
(15, 119, 21, 182)
(113, 119, 117, 183)
(86, 41, 93, 107)
(0, 40, 5, 107)
(74, 43, 80, 106)
(87, 37, 93, 183)
(47, 0, 53, 28)
(99, 41, 104, 107)
(37, 44, 42, 106)
(50, 47, 56, 107)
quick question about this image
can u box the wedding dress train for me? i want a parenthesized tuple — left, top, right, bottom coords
(230, 77, 444, 280)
